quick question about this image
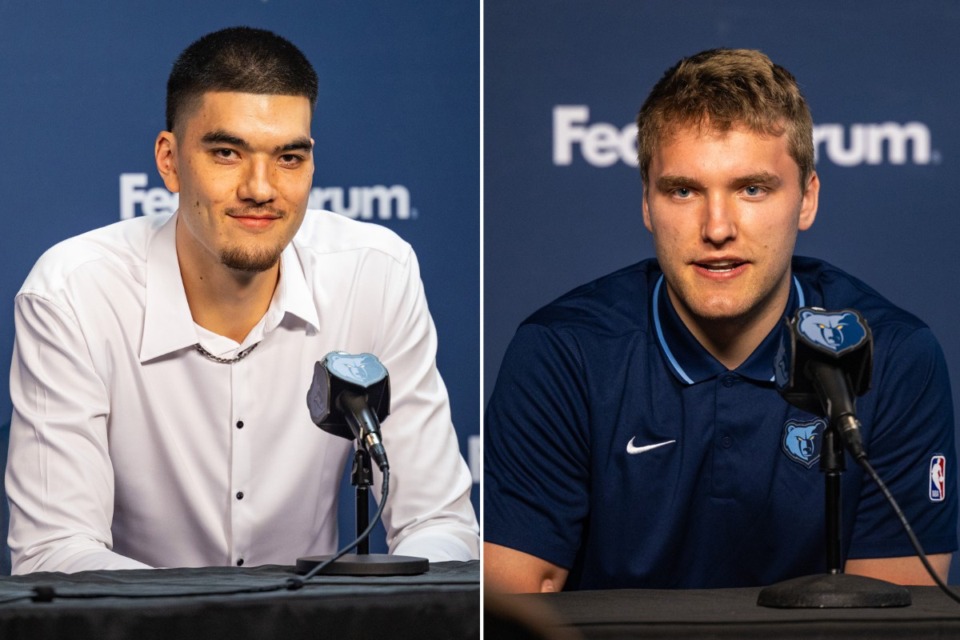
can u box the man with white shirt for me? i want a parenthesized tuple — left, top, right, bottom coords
(6, 26, 478, 573)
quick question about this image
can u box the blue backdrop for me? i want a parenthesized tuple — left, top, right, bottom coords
(0, 1, 479, 573)
(485, 0, 960, 581)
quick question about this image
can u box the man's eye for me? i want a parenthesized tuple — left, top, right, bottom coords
(279, 154, 303, 166)
(673, 187, 692, 198)
(743, 185, 766, 197)
(214, 148, 238, 160)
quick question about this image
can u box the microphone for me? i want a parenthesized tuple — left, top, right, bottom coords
(774, 307, 872, 460)
(306, 352, 391, 470)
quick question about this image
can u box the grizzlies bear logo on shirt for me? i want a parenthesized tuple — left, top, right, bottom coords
(782, 419, 826, 468)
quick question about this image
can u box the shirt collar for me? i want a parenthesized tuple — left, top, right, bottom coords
(269, 242, 321, 332)
(139, 213, 320, 363)
(652, 274, 805, 385)
(140, 213, 196, 363)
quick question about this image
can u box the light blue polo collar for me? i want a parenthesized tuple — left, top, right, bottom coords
(652, 274, 805, 385)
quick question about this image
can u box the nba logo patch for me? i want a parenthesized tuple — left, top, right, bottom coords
(930, 455, 946, 502)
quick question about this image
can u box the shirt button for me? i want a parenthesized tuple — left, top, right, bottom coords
(721, 436, 733, 448)
(721, 375, 736, 388)
(236, 421, 244, 429)
(236, 491, 244, 500)
(237, 559, 244, 566)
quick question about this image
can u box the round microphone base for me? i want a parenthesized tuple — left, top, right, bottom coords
(757, 573, 911, 608)
(295, 553, 429, 576)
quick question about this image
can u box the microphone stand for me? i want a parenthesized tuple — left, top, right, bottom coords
(295, 448, 428, 576)
(757, 424, 911, 608)
(822, 428, 843, 576)
(354, 449, 372, 555)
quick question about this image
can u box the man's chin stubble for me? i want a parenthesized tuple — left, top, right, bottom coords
(219, 247, 282, 273)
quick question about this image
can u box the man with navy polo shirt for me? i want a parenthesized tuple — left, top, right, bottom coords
(484, 48, 957, 592)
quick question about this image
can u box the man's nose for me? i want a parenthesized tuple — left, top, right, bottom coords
(238, 159, 276, 205)
(701, 194, 737, 245)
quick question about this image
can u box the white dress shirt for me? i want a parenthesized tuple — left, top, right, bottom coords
(6, 210, 478, 573)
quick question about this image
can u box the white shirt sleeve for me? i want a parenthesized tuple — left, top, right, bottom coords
(371, 246, 479, 561)
(6, 292, 150, 573)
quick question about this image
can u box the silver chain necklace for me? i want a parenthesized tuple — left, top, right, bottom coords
(195, 342, 259, 364)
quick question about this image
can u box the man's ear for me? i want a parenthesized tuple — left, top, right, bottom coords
(155, 131, 181, 193)
(642, 187, 654, 233)
(798, 171, 819, 231)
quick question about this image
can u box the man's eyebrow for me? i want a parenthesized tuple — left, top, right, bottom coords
(200, 131, 313, 154)
(655, 175, 703, 192)
(731, 172, 782, 188)
(201, 130, 251, 150)
(277, 137, 313, 154)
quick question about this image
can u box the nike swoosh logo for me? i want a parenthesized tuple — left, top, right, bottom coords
(626, 438, 676, 455)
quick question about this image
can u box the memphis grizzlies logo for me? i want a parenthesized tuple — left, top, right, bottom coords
(782, 419, 826, 468)
(797, 309, 867, 355)
(326, 352, 387, 387)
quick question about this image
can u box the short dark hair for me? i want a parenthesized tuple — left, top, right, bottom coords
(166, 26, 318, 133)
(637, 48, 813, 188)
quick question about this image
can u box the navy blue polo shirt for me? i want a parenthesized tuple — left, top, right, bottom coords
(484, 257, 957, 590)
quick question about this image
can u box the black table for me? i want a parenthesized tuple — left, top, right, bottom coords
(0, 560, 479, 640)
(497, 585, 960, 639)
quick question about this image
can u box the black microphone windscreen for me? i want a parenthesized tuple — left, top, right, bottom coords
(306, 352, 391, 440)
(775, 307, 873, 415)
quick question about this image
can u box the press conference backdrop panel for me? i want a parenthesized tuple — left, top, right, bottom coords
(485, 1, 960, 581)
(0, 1, 479, 573)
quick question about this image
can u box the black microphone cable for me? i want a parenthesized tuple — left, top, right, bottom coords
(857, 455, 960, 605)
(285, 466, 390, 589)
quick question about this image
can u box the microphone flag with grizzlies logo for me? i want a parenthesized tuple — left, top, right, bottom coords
(307, 351, 391, 441)
(796, 309, 868, 355)
(775, 308, 873, 417)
